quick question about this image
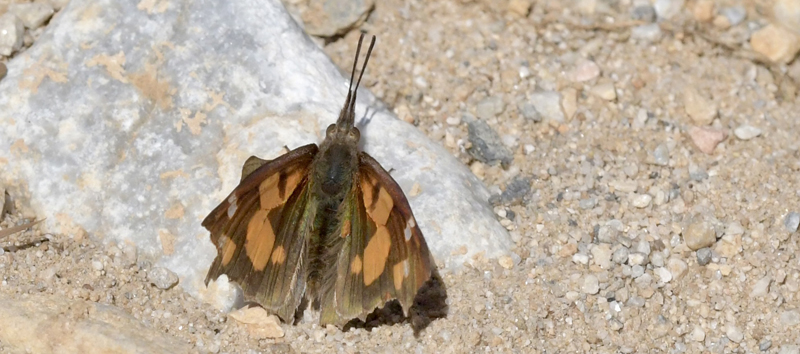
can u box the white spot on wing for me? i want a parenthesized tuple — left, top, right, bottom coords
(403, 217, 416, 241)
(403, 259, 409, 277)
(227, 200, 237, 218)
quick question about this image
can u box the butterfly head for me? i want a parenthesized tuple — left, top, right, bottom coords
(323, 34, 376, 146)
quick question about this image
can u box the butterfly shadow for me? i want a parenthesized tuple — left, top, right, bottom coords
(354, 103, 380, 151)
(341, 269, 448, 336)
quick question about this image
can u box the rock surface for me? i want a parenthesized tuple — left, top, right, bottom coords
(0, 0, 511, 305)
(0, 294, 192, 354)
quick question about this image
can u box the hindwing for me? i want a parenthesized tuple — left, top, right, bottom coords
(203, 144, 319, 322)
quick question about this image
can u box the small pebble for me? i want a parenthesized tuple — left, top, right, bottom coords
(631, 265, 645, 278)
(631, 5, 656, 22)
(148, 267, 180, 290)
(475, 96, 506, 120)
(667, 258, 687, 279)
(467, 119, 513, 167)
(591, 244, 612, 269)
(654, 267, 672, 283)
(631, 194, 652, 208)
(651, 143, 670, 166)
(301, 0, 375, 37)
(720, 6, 746, 26)
(726, 325, 744, 343)
(572, 253, 589, 265)
(498, 255, 514, 269)
(684, 88, 717, 125)
(7, 2, 54, 29)
(685, 220, 717, 250)
(0, 13, 25, 56)
(775, 0, 800, 34)
(688, 126, 726, 154)
(496, 177, 531, 205)
(696, 247, 713, 265)
(654, 0, 685, 19)
(518, 102, 541, 122)
(628, 253, 646, 266)
(579, 198, 597, 210)
(529, 91, 564, 122)
(612, 247, 629, 264)
(693, 0, 715, 22)
(750, 24, 800, 64)
(760, 340, 772, 351)
(781, 310, 800, 326)
(568, 60, 600, 82)
(635, 239, 651, 256)
(690, 326, 706, 342)
(734, 125, 762, 140)
(784, 212, 800, 232)
(590, 83, 616, 101)
(445, 116, 461, 125)
(581, 274, 600, 294)
(91, 260, 104, 271)
(597, 225, 619, 244)
(750, 276, 772, 298)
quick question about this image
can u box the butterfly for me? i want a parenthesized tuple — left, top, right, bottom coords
(202, 34, 446, 332)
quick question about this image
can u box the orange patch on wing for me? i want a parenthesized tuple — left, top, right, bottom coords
(392, 259, 408, 291)
(351, 254, 363, 275)
(245, 209, 275, 271)
(341, 219, 351, 238)
(221, 237, 237, 266)
(363, 226, 392, 286)
(259, 167, 305, 210)
(361, 176, 393, 226)
(271, 245, 286, 265)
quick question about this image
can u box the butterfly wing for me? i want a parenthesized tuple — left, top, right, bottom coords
(203, 144, 319, 322)
(320, 151, 436, 326)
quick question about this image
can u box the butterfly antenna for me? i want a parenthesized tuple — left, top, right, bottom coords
(350, 34, 376, 109)
(337, 34, 366, 129)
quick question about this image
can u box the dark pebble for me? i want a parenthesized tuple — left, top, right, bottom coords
(467, 119, 513, 167)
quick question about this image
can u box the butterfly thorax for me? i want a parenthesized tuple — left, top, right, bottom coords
(305, 123, 361, 299)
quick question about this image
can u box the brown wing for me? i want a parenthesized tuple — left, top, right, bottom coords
(203, 144, 319, 322)
(319, 151, 435, 326)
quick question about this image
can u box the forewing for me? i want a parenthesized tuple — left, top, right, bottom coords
(203, 144, 319, 322)
(327, 151, 434, 325)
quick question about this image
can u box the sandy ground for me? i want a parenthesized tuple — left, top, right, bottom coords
(4, 0, 800, 352)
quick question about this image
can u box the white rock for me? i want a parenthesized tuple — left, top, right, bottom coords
(750, 275, 771, 297)
(690, 326, 706, 342)
(0, 13, 24, 56)
(529, 91, 565, 122)
(7, 2, 54, 29)
(590, 83, 616, 101)
(0, 0, 512, 305)
(750, 24, 800, 64)
(781, 310, 800, 326)
(591, 244, 612, 269)
(568, 60, 600, 82)
(628, 252, 646, 266)
(775, 0, 800, 34)
(654, 0, 685, 19)
(725, 325, 744, 343)
(734, 125, 762, 140)
(683, 88, 717, 125)
(0, 295, 192, 353)
(631, 194, 652, 208)
(581, 274, 600, 294)
(667, 257, 688, 279)
(654, 267, 672, 283)
(573, 253, 590, 265)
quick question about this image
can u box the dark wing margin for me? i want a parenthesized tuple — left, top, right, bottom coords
(323, 151, 445, 330)
(203, 144, 319, 322)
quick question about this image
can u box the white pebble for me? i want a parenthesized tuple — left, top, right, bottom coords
(581, 274, 600, 294)
(631, 194, 652, 208)
(734, 125, 762, 140)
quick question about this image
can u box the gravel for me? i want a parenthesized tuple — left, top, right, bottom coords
(5, 0, 800, 352)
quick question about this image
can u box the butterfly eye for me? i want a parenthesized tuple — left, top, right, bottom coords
(326, 124, 336, 136)
(348, 128, 360, 141)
